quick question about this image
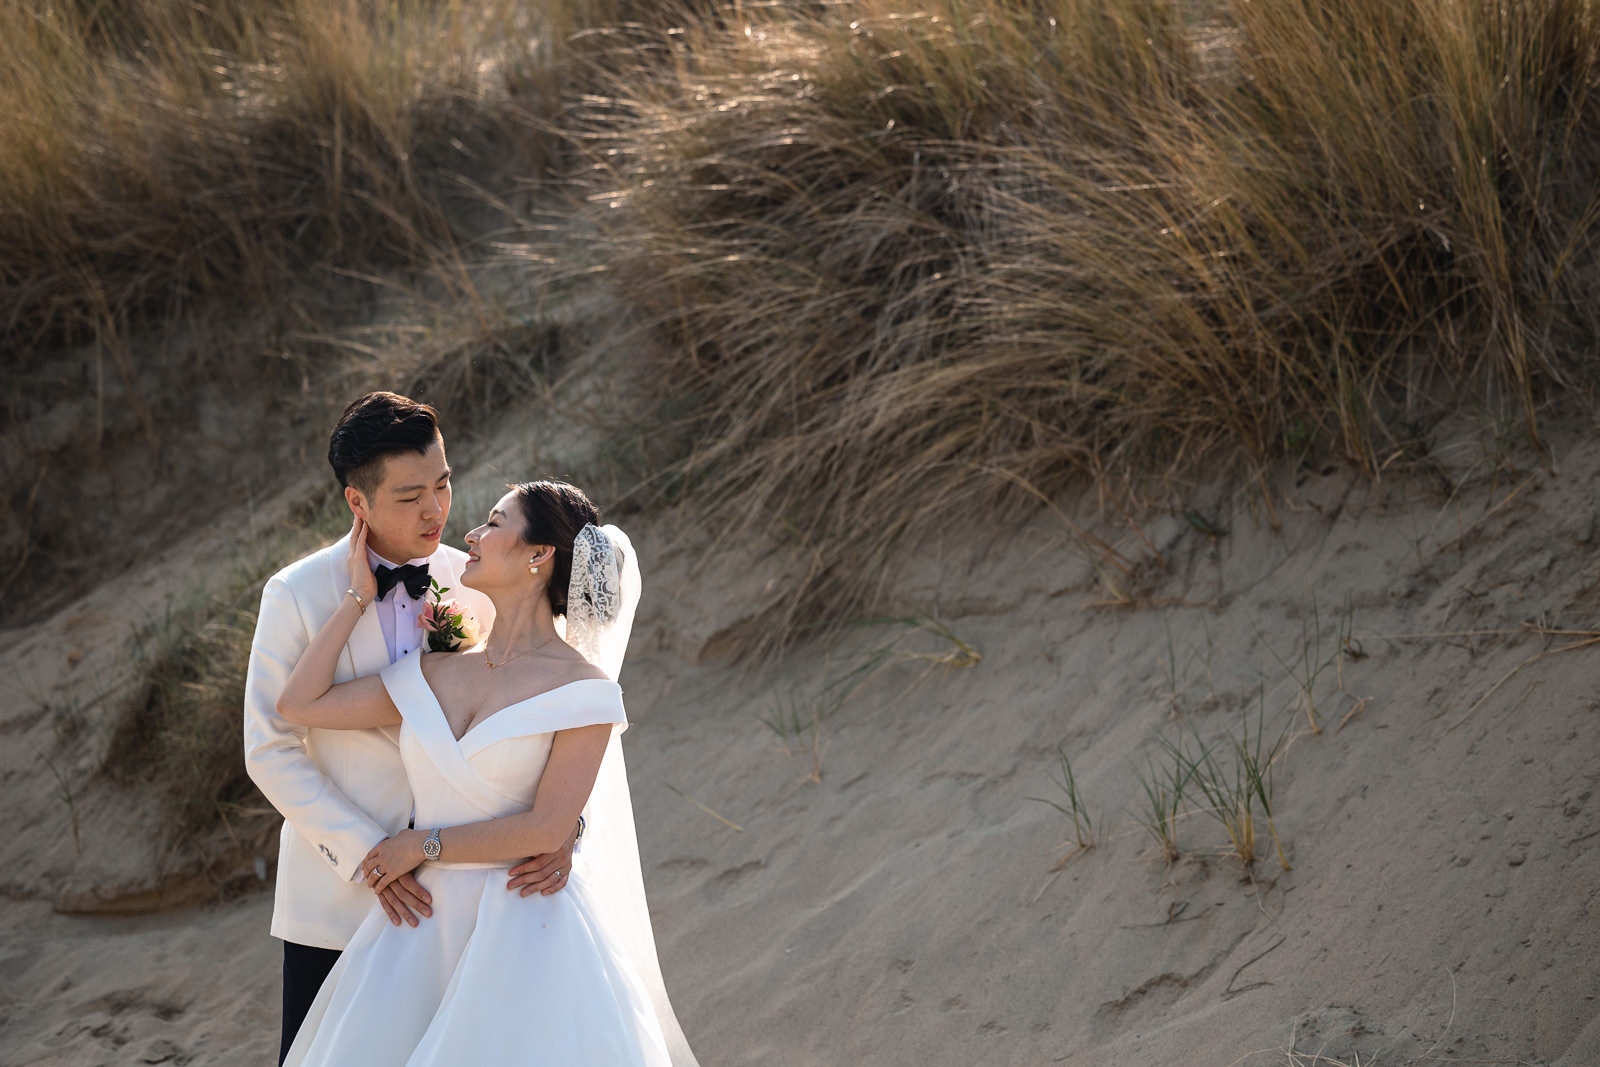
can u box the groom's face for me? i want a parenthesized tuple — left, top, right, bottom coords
(345, 438, 452, 563)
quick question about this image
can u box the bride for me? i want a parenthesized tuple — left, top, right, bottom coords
(276, 479, 698, 1066)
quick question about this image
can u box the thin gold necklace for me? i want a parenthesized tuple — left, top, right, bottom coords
(483, 632, 558, 670)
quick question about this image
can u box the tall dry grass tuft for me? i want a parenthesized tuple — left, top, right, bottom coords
(580, 0, 1600, 647)
(0, 0, 557, 357)
(103, 489, 350, 842)
(109, 590, 269, 839)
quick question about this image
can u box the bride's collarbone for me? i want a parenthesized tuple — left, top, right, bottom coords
(420, 649, 604, 736)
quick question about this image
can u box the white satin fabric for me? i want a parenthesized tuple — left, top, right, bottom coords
(283, 649, 692, 1066)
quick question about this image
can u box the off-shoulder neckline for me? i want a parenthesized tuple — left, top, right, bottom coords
(407, 654, 618, 744)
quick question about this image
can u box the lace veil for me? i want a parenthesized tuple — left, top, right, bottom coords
(562, 524, 699, 1067)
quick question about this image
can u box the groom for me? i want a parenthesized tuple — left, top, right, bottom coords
(244, 392, 582, 1064)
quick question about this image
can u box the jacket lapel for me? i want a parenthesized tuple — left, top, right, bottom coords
(428, 545, 460, 588)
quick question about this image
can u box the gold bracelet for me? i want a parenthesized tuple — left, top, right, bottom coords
(345, 588, 368, 615)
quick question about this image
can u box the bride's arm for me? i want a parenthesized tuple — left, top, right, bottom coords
(362, 723, 611, 889)
(276, 517, 401, 731)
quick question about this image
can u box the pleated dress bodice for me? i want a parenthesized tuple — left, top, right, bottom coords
(381, 651, 626, 839)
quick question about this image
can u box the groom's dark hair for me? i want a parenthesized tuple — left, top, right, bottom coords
(329, 391, 441, 495)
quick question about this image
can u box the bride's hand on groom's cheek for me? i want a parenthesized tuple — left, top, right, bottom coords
(346, 516, 379, 604)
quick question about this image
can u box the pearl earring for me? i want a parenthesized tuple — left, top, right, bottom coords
(529, 557, 539, 575)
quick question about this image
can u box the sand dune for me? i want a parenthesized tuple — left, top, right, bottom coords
(4, 419, 1599, 1065)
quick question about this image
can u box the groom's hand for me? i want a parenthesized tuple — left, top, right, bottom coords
(377, 873, 433, 927)
(506, 820, 580, 897)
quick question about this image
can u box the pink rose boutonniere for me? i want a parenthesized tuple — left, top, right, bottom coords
(419, 578, 481, 653)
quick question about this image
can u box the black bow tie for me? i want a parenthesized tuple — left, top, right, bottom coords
(375, 562, 430, 601)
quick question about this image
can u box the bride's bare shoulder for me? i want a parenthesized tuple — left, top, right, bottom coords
(548, 645, 610, 685)
(561, 659, 611, 686)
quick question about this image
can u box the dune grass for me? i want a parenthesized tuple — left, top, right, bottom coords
(581, 0, 1600, 644)
(11, 0, 1600, 855)
(1188, 692, 1294, 871)
(111, 584, 274, 838)
(1028, 745, 1102, 864)
(759, 688, 841, 784)
(0, 0, 718, 364)
(13, 0, 1599, 645)
(103, 488, 350, 840)
(762, 614, 980, 782)
(0, 0, 553, 357)
(1129, 732, 1203, 866)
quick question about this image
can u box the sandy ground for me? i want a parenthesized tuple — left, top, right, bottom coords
(4, 414, 1600, 1066)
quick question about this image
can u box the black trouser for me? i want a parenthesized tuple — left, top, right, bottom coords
(279, 940, 342, 1065)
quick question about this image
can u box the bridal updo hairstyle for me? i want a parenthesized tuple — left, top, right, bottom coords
(513, 480, 599, 617)
(328, 391, 441, 495)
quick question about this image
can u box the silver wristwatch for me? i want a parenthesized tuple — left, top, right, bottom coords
(422, 827, 442, 861)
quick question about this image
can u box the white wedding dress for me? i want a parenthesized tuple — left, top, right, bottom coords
(283, 651, 689, 1066)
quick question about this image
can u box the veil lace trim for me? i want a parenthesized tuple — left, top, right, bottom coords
(565, 524, 623, 669)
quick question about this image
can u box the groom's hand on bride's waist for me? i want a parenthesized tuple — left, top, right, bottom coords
(506, 819, 581, 897)
(377, 873, 433, 927)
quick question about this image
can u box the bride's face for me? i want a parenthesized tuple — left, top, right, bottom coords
(462, 490, 553, 593)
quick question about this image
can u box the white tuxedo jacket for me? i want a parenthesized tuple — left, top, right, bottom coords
(244, 536, 494, 949)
